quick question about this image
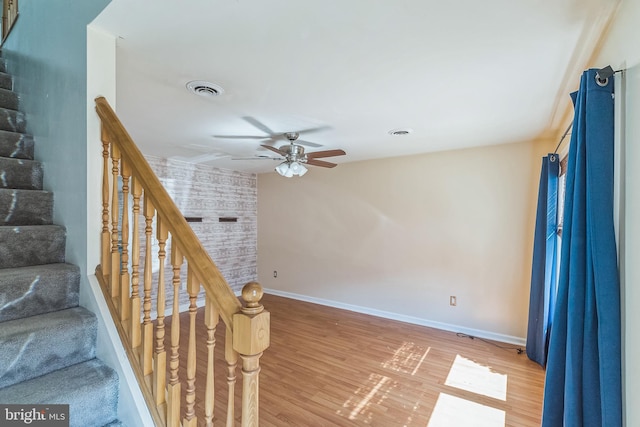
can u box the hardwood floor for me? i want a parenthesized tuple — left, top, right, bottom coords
(166, 293, 545, 426)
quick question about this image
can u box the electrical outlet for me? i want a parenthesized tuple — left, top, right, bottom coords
(273, 270, 278, 278)
(450, 296, 457, 306)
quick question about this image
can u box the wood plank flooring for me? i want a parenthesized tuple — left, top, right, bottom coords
(165, 293, 545, 426)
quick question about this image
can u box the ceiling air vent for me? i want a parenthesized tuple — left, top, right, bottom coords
(388, 128, 413, 136)
(186, 80, 225, 97)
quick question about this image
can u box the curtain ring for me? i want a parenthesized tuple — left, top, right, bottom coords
(550, 154, 557, 162)
(596, 75, 609, 87)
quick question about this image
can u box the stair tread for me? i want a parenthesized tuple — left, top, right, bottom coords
(0, 224, 63, 230)
(0, 225, 66, 268)
(0, 129, 34, 160)
(0, 359, 119, 427)
(0, 263, 80, 322)
(0, 87, 19, 110)
(0, 307, 97, 389)
(0, 72, 11, 89)
(0, 187, 53, 225)
(0, 107, 26, 133)
(0, 156, 43, 190)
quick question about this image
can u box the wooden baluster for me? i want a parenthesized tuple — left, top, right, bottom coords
(153, 216, 168, 406)
(183, 267, 200, 427)
(100, 128, 110, 278)
(167, 241, 183, 427)
(130, 178, 142, 348)
(233, 282, 270, 427)
(110, 143, 121, 301)
(226, 325, 238, 427)
(119, 159, 131, 324)
(141, 194, 155, 376)
(204, 297, 220, 427)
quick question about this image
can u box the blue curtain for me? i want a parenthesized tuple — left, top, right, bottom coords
(541, 69, 621, 427)
(526, 154, 559, 367)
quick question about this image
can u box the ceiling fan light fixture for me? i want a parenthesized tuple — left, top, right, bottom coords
(275, 162, 290, 176)
(290, 161, 306, 174)
(284, 165, 295, 178)
(275, 161, 308, 177)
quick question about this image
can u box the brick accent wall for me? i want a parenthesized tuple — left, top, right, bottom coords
(138, 156, 257, 310)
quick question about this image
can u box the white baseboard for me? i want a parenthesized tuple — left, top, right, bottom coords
(264, 288, 526, 347)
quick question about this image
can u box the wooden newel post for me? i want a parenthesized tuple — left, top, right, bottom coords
(233, 282, 270, 427)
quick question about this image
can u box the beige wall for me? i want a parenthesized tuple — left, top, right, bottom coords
(258, 139, 552, 341)
(593, 0, 640, 425)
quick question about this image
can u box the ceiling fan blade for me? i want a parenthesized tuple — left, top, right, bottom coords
(171, 152, 230, 164)
(213, 134, 269, 140)
(306, 158, 337, 168)
(243, 116, 276, 136)
(261, 144, 287, 156)
(295, 139, 323, 148)
(306, 149, 346, 159)
(232, 156, 283, 161)
(297, 125, 331, 135)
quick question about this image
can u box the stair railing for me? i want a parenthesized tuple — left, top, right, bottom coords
(94, 96, 269, 427)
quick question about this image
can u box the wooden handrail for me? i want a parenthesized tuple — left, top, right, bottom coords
(95, 96, 242, 326)
(95, 96, 269, 427)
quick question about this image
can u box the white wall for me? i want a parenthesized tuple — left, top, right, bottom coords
(84, 25, 154, 427)
(87, 26, 116, 272)
(593, 0, 640, 425)
(258, 139, 551, 342)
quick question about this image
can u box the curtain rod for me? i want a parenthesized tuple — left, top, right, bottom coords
(595, 65, 622, 81)
(553, 122, 573, 156)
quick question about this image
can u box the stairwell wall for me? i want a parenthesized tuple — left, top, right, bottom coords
(1, 0, 109, 279)
(2, 2, 153, 426)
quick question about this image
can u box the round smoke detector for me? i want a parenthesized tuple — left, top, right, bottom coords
(388, 128, 413, 136)
(186, 80, 225, 97)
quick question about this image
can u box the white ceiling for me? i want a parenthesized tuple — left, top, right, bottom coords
(91, 0, 618, 174)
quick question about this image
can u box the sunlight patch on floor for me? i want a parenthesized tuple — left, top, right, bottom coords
(427, 393, 506, 427)
(337, 373, 395, 424)
(381, 342, 430, 375)
(444, 354, 507, 401)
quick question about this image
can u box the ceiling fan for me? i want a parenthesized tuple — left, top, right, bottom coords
(237, 132, 346, 177)
(214, 116, 328, 148)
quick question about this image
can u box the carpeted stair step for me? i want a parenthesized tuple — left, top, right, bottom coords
(0, 263, 79, 322)
(0, 72, 12, 90)
(0, 307, 97, 388)
(103, 421, 126, 427)
(0, 225, 66, 268)
(0, 157, 43, 189)
(0, 188, 53, 225)
(0, 87, 18, 110)
(0, 129, 35, 159)
(0, 107, 26, 133)
(0, 359, 119, 427)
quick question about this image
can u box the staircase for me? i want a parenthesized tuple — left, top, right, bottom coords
(0, 55, 123, 426)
